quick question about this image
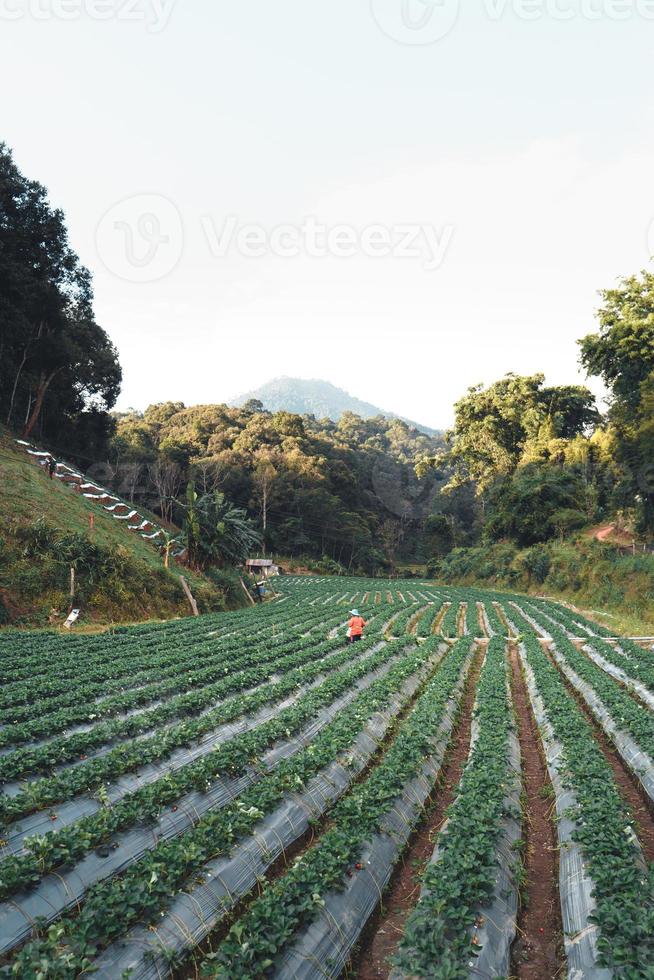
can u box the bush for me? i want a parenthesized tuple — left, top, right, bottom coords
(427, 537, 654, 622)
(1, 519, 229, 625)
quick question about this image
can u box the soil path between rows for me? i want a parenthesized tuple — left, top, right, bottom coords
(352, 642, 486, 980)
(509, 644, 565, 980)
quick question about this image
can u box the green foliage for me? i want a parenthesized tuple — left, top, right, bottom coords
(580, 270, 654, 534)
(180, 485, 261, 570)
(0, 142, 120, 453)
(438, 373, 599, 495)
(484, 464, 588, 546)
(395, 637, 512, 977)
(429, 538, 654, 625)
(111, 404, 442, 573)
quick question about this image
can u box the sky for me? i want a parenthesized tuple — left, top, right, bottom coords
(2, 0, 654, 428)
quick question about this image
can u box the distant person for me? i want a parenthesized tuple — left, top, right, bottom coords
(347, 608, 366, 643)
(256, 580, 266, 602)
(47, 457, 56, 479)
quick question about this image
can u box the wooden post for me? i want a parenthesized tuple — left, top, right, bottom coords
(240, 577, 256, 606)
(70, 567, 75, 602)
(179, 575, 199, 616)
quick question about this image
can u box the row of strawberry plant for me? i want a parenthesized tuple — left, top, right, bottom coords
(518, 599, 654, 691)
(89, 635, 453, 978)
(528, 596, 616, 640)
(0, 603, 283, 685)
(395, 636, 518, 978)
(0, 597, 324, 711)
(0, 636, 409, 899)
(482, 599, 506, 635)
(0, 604, 358, 764)
(0, 608, 355, 749)
(198, 637, 475, 979)
(439, 602, 461, 637)
(521, 615, 654, 770)
(496, 601, 542, 637)
(0, 618, 378, 786)
(0, 604, 302, 711)
(521, 632, 654, 975)
(464, 599, 481, 636)
(0, 638, 441, 974)
(415, 601, 445, 638)
(0, 606, 339, 724)
(0, 618, 390, 823)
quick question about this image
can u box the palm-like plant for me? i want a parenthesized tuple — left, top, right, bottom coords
(180, 484, 261, 569)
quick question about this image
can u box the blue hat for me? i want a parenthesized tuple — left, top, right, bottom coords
(350, 609, 359, 616)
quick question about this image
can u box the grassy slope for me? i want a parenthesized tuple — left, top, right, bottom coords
(0, 429, 235, 627)
(427, 538, 654, 638)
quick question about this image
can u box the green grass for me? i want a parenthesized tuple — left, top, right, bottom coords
(0, 428, 237, 627)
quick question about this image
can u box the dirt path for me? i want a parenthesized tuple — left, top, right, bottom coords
(509, 645, 565, 979)
(352, 643, 486, 980)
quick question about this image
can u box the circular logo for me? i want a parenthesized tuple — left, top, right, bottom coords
(95, 194, 183, 283)
(370, 0, 460, 45)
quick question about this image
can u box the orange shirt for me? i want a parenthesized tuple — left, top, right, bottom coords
(348, 615, 366, 636)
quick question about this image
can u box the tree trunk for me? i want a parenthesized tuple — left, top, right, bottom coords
(179, 575, 199, 616)
(7, 346, 30, 425)
(23, 370, 59, 439)
(262, 482, 268, 557)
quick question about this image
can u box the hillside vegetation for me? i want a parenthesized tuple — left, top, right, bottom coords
(0, 429, 235, 626)
(429, 537, 654, 635)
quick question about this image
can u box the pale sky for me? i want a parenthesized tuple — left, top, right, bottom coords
(3, 0, 654, 428)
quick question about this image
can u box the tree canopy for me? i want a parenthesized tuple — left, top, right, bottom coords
(0, 143, 121, 451)
(580, 270, 654, 532)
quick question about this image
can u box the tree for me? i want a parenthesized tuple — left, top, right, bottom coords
(580, 271, 654, 532)
(441, 373, 598, 496)
(242, 398, 265, 414)
(252, 450, 279, 553)
(0, 143, 121, 443)
(424, 513, 455, 557)
(180, 484, 261, 569)
(148, 458, 183, 524)
(484, 465, 587, 546)
(579, 271, 654, 412)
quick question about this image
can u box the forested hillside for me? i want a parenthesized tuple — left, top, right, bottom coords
(109, 404, 443, 572)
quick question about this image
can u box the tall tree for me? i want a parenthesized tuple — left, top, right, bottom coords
(580, 270, 654, 532)
(0, 143, 121, 443)
(437, 373, 598, 495)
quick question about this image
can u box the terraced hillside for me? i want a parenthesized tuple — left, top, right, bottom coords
(1, 578, 654, 978)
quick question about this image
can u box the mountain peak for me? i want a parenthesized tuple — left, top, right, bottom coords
(231, 377, 438, 435)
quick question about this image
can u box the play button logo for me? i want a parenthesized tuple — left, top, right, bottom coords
(371, 0, 460, 44)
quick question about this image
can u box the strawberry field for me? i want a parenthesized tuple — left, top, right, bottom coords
(2, 578, 654, 978)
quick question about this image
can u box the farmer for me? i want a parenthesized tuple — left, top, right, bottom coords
(47, 457, 56, 479)
(348, 608, 366, 643)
